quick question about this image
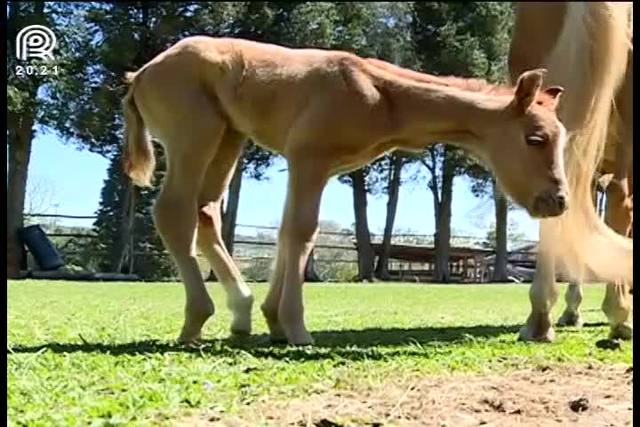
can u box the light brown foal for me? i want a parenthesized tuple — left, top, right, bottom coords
(122, 36, 568, 345)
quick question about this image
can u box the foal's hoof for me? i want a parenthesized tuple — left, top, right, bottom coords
(557, 311, 583, 328)
(518, 325, 555, 343)
(284, 328, 315, 346)
(269, 334, 289, 344)
(263, 318, 288, 343)
(260, 305, 289, 343)
(609, 324, 633, 341)
(229, 295, 254, 336)
(179, 303, 215, 344)
(177, 331, 203, 346)
(230, 327, 251, 336)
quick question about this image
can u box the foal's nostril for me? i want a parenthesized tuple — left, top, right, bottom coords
(556, 194, 567, 211)
(532, 191, 569, 218)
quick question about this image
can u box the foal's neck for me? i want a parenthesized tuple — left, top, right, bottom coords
(368, 64, 511, 150)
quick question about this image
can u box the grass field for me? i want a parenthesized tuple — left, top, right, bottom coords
(7, 281, 633, 426)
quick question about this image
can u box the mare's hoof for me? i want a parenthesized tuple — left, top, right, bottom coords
(609, 323, 633, 341)
(518, 325, 555, 343)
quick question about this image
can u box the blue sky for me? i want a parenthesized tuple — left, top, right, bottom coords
(25, 131, 540, 241)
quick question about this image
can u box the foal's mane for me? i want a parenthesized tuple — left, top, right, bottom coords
(363, 57, 556, 106)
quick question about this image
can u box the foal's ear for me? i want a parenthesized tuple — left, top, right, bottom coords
(510, 68, 547, 115)
(541, 86, 564, 110)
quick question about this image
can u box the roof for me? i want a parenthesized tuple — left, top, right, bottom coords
(367, 242, 494, 263)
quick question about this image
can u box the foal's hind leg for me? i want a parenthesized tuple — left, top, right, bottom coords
(261, 247, 287, 342)
(197, 129, 254, 335)
(154, 125, 226, 344)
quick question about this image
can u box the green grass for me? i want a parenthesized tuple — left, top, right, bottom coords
(8, 281, 632, 426)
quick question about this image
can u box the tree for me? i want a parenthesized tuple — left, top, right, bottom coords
(374, 154, 404, 279)
(90, 144, 176, 280)
(492, 182, 509, 281)
(470, 166, 527, 282)
(410, 2, 514, 282)
(330, 2, 416, 281)
(221, 154, 245, 256)
(220, 141, 275, 255)
(7, 2, 98, 277)
(483, 219, 528, 251)
(415, 145, 467, 282)
(345, 168, 376, 281)
(24, 175, 57, 215)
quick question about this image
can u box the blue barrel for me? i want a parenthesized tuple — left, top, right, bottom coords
(19, 225, 64, 271)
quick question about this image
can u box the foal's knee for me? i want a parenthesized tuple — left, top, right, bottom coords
(197, 202, 221, 229)
(196, 202, 224, 250)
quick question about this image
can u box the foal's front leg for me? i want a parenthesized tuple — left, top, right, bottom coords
(261, 158, 328, 345)
(519, 223, 559, 342)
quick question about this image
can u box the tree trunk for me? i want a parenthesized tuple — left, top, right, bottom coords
(375, 155, 402, 280)
(113, 179, 135, 273)
(222, 154, 244, 256)
(351, 169, 375, 282)
(6, 2, 45, 278)
(433, 149, 454, 283)
(7, 115, 35, 278)
(492, 181, 509, 282)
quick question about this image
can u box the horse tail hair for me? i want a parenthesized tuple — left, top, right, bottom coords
(122, 70, 156, 188)
(540, 2, 633, 283)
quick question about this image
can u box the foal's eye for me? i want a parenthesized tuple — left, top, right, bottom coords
(525, 135, 545, 146)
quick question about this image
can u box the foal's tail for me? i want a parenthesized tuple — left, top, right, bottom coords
(541, 2, 633, 282)
(122, 71, 156, 188)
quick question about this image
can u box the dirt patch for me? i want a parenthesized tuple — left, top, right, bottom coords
(183, 364, 632, 426)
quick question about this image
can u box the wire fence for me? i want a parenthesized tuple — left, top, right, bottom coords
(23, 212, 539, 282)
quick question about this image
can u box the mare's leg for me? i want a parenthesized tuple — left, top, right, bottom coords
(602, 279, 633, 340)
(599, 94, 633, 340)
(557, 282, 584, 327)
(601, 182, 633, 340)
(261, 156, 329, 345)
(519, 222, 559, 342)
(196, 129, 254, 335)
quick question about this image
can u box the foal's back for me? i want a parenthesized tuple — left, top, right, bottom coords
(133, 36, 382, 152)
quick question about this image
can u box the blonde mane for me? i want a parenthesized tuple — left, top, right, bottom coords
(535, 2, 633, 283)
(362, 57, 560, 106)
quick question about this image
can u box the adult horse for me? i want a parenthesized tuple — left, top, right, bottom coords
(557, 59, 633, 332)
(508, 2, 633, 341)
(122, 36, 568, 345)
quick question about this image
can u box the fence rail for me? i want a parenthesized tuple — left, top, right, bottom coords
(23, 212, 539, 246)
(24, 213, 98, 220)
(23, 211, 539, 282)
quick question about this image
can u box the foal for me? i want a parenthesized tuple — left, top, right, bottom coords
(122, 37, 567, 345)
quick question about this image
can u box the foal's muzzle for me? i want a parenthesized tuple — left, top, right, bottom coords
(532, 190, 569, 218)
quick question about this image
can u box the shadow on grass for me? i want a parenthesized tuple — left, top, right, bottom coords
(8, 322, 609, 361)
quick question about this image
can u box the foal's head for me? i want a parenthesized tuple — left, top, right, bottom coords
(479, 69, 568, 218)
